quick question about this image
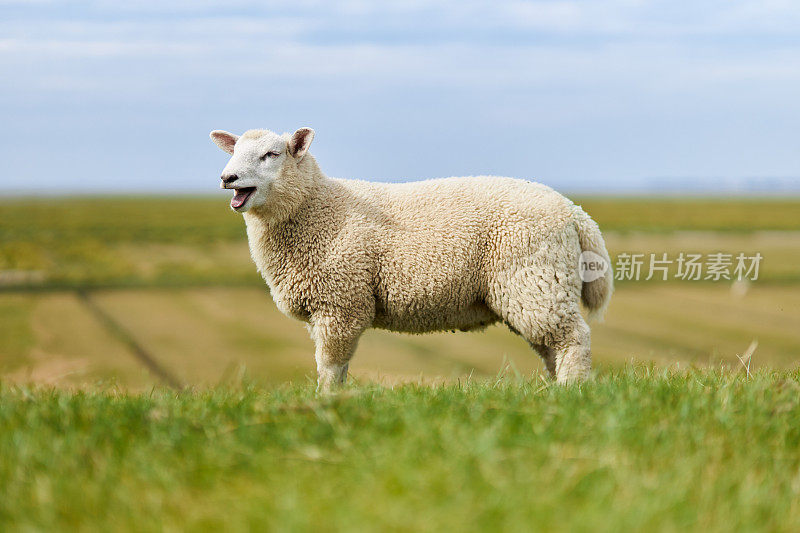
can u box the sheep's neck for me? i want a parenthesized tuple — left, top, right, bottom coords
(242, 164, 328, 293)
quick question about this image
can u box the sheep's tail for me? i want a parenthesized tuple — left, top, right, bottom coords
(573, 205, 613, 321)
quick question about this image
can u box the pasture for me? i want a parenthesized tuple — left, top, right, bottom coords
(1, 196, 799, 387)
(1, 195, 800, 530)
(2, 369, 800, 531)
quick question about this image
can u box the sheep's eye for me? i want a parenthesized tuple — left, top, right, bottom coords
(261, 151, 280, 160)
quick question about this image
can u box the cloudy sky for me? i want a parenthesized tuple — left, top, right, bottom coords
(2, 0, 799, 193)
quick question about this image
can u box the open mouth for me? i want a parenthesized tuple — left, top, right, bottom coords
(230, 187, 256, 210)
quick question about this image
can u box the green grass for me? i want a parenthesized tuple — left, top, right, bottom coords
(2, 196, 800, 289)
(573, 197, 800, 233)
(0, 196, 242, 245)
(3, 196, 799, 530)
(2, 196, 799, 388)
(0, 197, 257, 289)
(2, 367, 800, 531)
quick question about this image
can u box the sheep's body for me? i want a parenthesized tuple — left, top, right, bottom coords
(211, 128, 613, 388)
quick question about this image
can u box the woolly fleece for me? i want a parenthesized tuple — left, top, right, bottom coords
(211, 128, 613, 389)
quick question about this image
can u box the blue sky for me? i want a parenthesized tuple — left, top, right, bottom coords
(1, 0, 799, 193)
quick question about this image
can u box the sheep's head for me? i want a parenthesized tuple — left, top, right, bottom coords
(209, 127, 315, 213)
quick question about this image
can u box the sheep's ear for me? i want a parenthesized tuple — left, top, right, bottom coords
(210, 130, 239, 154)
(288, 127, 315, 160)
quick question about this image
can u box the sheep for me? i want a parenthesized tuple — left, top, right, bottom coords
(210, 127, 613, 390)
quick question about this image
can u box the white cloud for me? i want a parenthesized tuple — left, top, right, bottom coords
(2, 0, 800, 189)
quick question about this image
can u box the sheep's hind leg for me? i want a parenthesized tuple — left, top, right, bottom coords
(506, 316, 591, 383)
(549, 316, 592, 384)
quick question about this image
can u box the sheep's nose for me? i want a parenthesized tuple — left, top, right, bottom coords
(221, 174, 239, 185)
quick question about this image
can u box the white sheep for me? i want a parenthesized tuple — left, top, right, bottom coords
(210, 127, 613, 389)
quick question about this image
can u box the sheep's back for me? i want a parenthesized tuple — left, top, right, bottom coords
(332, 176, 580, 332)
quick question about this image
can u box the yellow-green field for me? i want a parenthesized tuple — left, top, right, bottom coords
(1, 196, 799, 388)
(3, 195, 800, 532)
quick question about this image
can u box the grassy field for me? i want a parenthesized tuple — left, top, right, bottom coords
(1, 196, 799, 388)
(2, 196, 800, 289)
(2, 368, 800, 531)
(1, 284, 798, 390)
(2, 195, 799, 530)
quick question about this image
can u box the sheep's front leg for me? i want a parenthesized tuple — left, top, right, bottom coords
(311, 317, 364, 392)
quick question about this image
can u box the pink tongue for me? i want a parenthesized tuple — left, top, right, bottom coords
(231, 190, 251, 209)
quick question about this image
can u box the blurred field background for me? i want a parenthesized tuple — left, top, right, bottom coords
(1, 196, 799, 389)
